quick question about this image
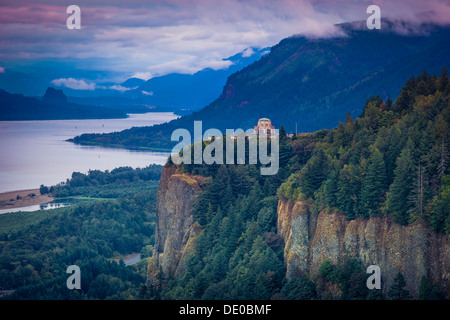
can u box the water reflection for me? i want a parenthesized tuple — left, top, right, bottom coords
(0, 112, 177, 193)
(0, 197, 96, 215)
(0, 200, 71, 215)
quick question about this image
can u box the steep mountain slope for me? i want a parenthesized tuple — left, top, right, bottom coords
(71, 21, 450, 150)
(57, 48, 268, 114)
(189, 21, 450, 131)
(126, 48, 269, 112)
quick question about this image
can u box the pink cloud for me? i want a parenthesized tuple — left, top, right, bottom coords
(1, 0, 449, 80)
(0, 5, 66, 25)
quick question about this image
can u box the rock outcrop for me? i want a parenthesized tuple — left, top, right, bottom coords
(147, 166, 449, 298)
(277, 199, 450, 298)
(43, 87, 68, 105)
(147, 166, 207, 285)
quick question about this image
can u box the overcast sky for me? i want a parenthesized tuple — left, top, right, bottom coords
(1, 0, 450, 87)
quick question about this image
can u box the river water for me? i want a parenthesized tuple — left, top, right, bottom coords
(0, 112, 178, 194)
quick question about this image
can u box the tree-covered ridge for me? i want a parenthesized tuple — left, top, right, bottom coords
(154, 162, 287, 299)
(143, 69, 449, 300)
(278, 67, 450, 233)
(42, 165, 163, 198)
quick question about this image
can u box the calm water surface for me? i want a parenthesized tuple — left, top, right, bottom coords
(0, 199, 75, 215)
(0, 112, 178, 193)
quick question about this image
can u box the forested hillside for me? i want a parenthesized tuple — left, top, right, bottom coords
(145, 69, 450, 300)
(0, 165, 163, 299)
(279, 67, 450, 232)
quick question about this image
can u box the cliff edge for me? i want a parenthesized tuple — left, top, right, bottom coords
(147, 166, 207, 286)
(147, 166, 449, 298)
(277, 199, 450, 298)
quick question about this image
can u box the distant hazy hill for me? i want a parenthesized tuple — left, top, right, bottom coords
(0, 88, 126, 120)
(125, 48, 270, 112)
(43, 87, 68, 105)
(0, 69, 48, 97)
(70, 20, 450, 150)
(65, 48, 269, 113)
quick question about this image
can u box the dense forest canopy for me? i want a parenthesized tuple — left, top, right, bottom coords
(2, 68, 449, 300)
(0, 165, 163, 300)
(278, 67, 450, 233)
(147, 68, 449, 300)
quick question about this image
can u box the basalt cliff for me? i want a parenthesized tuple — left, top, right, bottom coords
(277, 199, 450, 297)
(148, 167, 450, 298)
(147, 166, 207, 284)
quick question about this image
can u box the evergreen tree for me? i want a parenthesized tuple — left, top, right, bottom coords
(388, 272, 412, 300)
(416, 69, 430, 96)
(278, 125, 293, 179)
(386, 95, 392, 110)
(387, 142, 416, 225)
(208, 206, 223, 240)
(345, 112, 355, 128)
(408, 163, 427, 222)
(438, 65, 449, 93)
(324, 170, 339, 208)
(437, 137, 448, 186)
(360, 148, 387, 217)
(301, 149, 328, 199)
(392, 76, 417, 114)
(257, 206, 276, 233)
(280, 276, 317, 300)
(220, 182, 234, 212)
(230, 165, 254, 195)
(418, 275, 430, 300)
(385, 126, 404, 185)
(279, 125, 287, 144)
(193, 189, 213, 225)
(262, 176, 277, 196)
(138, 284, 148, 300)
(430, 174, 450, 234)
(337, 164, 360, 220)
(364, 101, 382, 130)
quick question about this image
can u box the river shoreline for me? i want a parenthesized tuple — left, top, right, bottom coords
(0, 188, 54, 211)
(0, 112, 176, 193)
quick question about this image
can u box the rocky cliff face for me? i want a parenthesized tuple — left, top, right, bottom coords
(147, 166, 449, 298)
(147, 166, 207, 285)
(277, 199, 450, 298)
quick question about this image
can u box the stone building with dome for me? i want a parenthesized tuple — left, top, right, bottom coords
(254, 118, 275, 135)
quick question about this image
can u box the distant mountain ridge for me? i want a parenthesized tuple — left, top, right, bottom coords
(0, 47, 268, 115)
(47, 47, 270, 114)
(0, 88, 126, 121)
(71, 20, 450, 150)
(123, 47, 270, 112)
